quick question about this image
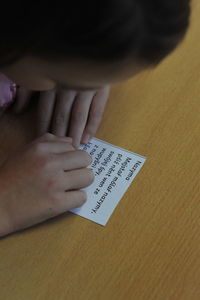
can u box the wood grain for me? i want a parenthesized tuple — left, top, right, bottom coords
(0, 2, 200, 299)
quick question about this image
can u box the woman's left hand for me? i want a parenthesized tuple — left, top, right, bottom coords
(13, 85, 110, 148)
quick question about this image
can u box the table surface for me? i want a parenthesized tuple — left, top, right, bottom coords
(0, 2, 200, 300)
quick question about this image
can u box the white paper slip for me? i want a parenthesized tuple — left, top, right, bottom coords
(70, 137, 147, 226)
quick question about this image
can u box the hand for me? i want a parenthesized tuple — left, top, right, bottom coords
(13, 85, 110, 148)
(0, 133, 94, 237)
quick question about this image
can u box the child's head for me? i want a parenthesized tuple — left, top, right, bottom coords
(0, 0, 190, 90)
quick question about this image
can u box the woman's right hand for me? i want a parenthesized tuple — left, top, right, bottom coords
(0, 133, 94, 237)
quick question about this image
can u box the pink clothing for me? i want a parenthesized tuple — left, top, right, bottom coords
(0, 73, 17, 108)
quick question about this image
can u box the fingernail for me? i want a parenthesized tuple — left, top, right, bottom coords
(73, 141, 80, 149)
(82, 134, 91, 144)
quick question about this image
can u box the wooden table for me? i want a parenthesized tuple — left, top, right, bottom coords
(0, 2, 200, 299)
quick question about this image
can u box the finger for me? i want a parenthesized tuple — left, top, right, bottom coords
(68, 91, 95, 149)
(50, 168, 94, 192)
(34, 133, 73, 144)
(48, 190, 87, 216)
(27, 133, 73, 152)
(64, 168, 94, 190)
(36, 141, 75, 154)
(81, 86, 110, 144)
(36, 89, 56, 136)
(51, 90, 76, 136)
(12, 87, 33, 113)
(64, 190, 87, 210)
(55, 149, 92, 170)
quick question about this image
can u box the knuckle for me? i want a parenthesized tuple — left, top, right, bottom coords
(73, 110, 85, 122)
(33, 142, 47, 154)
(38, 156, 52, 171)
(91, 110, 103, 121)
(46, 177, 57, 190)
(47, 194, 61, 213)
(31, 146, 53, 170)
(54, 114, 66, 126)
(49, 186, 63, 201)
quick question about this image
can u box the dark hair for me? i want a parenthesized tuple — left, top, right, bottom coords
(0, 0, 190, 67)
